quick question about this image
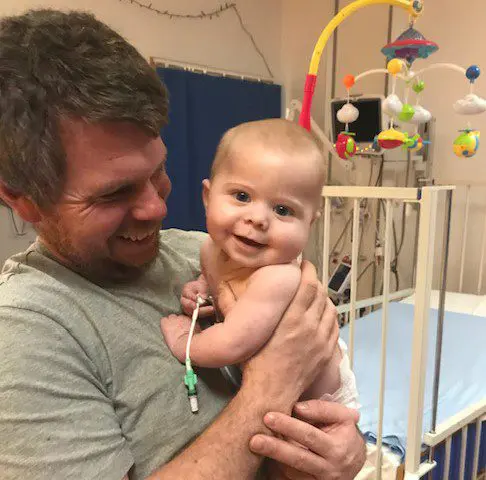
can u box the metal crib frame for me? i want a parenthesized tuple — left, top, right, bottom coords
(321, 185, 485, 479)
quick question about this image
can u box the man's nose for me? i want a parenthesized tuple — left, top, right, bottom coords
(131, 181, 167, 222)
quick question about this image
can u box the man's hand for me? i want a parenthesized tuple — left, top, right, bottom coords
(181, 274, 214, 318)
(250, 400, 366, 480)
(242, 261, 339, 411)
(160, 314, 199, 362)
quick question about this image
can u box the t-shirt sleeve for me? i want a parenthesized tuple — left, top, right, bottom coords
(0, 306, 134, 480)
(161, 229, 208, 276)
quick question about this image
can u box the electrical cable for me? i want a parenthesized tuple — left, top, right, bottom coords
(357, 260, 374, 282)
(330, 213, 352, 256)
(117, 1, 274, 78)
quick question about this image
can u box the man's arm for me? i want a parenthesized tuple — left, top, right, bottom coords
(253, 400, 366, 479)
(148, 261, 338, 479)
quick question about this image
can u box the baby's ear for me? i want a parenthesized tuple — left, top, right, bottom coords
(202, 179, 211, 209)
(312, 209, 321, 224)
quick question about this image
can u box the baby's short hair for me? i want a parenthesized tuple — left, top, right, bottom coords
(210, 118, 326, 187)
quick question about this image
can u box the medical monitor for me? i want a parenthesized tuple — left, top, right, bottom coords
(330, 96, 384, 151)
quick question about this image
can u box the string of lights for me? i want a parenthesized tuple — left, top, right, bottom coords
(116, 0, 273, 78)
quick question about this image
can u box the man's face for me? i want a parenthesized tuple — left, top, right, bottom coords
(38, 119, 171, 282)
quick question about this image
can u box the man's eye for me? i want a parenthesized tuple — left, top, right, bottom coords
(100, 187, 132, 201)
(234, 191, 250, 203)
(274, 204, 293, 217)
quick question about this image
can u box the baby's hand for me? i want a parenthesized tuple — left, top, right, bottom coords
(160, 314, 200, 363)
(181, 274, 214, 317)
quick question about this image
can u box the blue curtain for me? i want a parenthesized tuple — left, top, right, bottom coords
(157, 67, 281, 232)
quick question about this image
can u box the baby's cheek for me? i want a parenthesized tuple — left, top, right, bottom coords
(284, 227, 308, 253)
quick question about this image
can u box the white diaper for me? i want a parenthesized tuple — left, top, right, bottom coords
(321, 338, 360, 409)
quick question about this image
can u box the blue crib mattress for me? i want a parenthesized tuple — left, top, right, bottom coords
(339, 302, 486, 458)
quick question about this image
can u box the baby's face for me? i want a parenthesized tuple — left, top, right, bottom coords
(203, 144, 322, 269)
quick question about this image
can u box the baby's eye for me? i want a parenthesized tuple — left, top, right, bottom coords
(234, 191, 250, 203)
(274, 204, 293, 217)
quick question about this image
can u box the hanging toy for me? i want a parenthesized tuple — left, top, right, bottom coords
(403, 133, 428, 153)
(398, 103, 416, 122)
(379, 56, 406, 154)
(337, 103, 359, 124)
(387, 58, 404, 75)
(334, 74, 359, 160)
(381, 27, 438, 66)
(454, 94, 486, 115)
(343, 74, 356, 90)
(377, 128, 407, 149)
(383, 94, 403, 117)
(453, 66, 486, 115)
(453, 129, 480, 158)
(466, 65, 481, 83)
(383, 60, 406, 120)
(398, 77, 415, 122)
(335, 132, 357, 159)
(412, 80, 425, 94)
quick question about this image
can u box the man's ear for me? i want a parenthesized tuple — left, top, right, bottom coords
(0, 183, 42, 223)
(202, 179, 211, 210)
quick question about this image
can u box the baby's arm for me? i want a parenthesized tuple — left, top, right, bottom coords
(167, 263, 301, 368)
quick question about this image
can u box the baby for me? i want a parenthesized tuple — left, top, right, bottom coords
(162, 118, 358, 407)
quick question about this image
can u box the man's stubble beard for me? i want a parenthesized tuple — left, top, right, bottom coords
(38, 217, 160, 285)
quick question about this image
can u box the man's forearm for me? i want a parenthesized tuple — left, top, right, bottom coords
(147, 381, 289, 480)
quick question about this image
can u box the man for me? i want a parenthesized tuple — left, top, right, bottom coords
(0, 9, 365, 479)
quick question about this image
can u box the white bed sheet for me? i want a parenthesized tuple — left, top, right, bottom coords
(399, 289, 486, 315)
(339, 302, 486, 457)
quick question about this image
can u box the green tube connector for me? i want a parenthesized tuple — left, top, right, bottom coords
(184, 367, 199, 413)
(184, 368, 198, 396)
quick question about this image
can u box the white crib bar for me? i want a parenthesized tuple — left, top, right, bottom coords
(322, 185, 420, 201)
(443, 436, 452, 480)
(472, 417, 481, 479)
(459, 425, 467, 480)
(424, 400, 486, 446)
(335, 288, 413, 314)
(375, 199, 393, 480)
(405, 187, 439, 476)
(459, 186, 470, 293)
(349, 199, 360, 368)
(322, 198, 331, 288)
(478, 210, 486, 295)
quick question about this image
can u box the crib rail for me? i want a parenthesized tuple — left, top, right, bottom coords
(321, 185, 456, 479)
(439, 182, 486, 295)
(335, 288, 414, 314)
(423, 402, 486, 480)
(424, 399, 486, 447)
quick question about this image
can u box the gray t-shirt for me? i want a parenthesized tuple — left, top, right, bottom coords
(0, 229, 233, 480)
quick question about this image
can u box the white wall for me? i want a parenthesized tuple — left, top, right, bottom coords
(0, 0, 283, 264)
(0, 208, 37, 262)
(0, 0, 283, 79)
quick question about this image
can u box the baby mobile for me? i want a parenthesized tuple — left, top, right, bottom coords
(296, 0, 486, 161)
(336, 27, 485, 159)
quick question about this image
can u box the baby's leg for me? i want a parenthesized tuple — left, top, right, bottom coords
(301, 339, 359, 409)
